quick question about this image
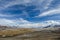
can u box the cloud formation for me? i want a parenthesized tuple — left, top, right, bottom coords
(0, 18, 60, 28)
(36, 8, 60, 17)
(0, 0, 60, 28)
(0, 13, 16, 17)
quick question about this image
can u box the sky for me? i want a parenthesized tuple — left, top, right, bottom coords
(0, 0, 60, 28)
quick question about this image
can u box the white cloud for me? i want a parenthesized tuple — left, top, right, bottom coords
(19, 20, 60, 28)
(0, 18, 48, 28)
(35, 8, 60, 17)
(14, 18, 45, 28)
(0, 18, 15, 26)
(43, 0, 53, 9)
(0, 0, 33, 9)
(0, 0, 51, 10)
(44, 20, 60, 25)
(0, 0, 60, 28)
(18, 22, 47, 28)
(0, 18, 60, 28)
(0, 13, 16, 17)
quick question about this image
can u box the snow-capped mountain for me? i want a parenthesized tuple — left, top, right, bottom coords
(43, 20, 60, 28)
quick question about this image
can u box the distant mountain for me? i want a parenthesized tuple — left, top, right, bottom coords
(0, 20, 60, 29)
(0, 25, 17, 30)
(44, 24, 60, 28)
(53, 25, 60, 27)
(42, 20, 60, 28)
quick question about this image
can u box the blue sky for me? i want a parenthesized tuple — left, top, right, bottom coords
(0, 0, 60, 28)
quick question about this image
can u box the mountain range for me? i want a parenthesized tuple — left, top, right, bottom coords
(0, 20, 60, 29)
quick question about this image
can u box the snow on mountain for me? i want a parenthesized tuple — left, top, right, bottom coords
(42, 20, 60, 28)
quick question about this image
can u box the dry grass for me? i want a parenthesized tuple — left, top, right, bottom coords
(0, 28, 34, 37)
(0, 28, 60, 40)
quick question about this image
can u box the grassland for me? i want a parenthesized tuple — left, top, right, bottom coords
(0, 28, 60, 40)
(0, 28, 34, 37)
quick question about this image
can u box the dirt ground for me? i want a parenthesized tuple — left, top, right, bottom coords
(0, 30, 60, 40)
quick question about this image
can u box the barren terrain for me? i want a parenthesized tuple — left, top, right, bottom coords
(0, 28, 60, 40)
